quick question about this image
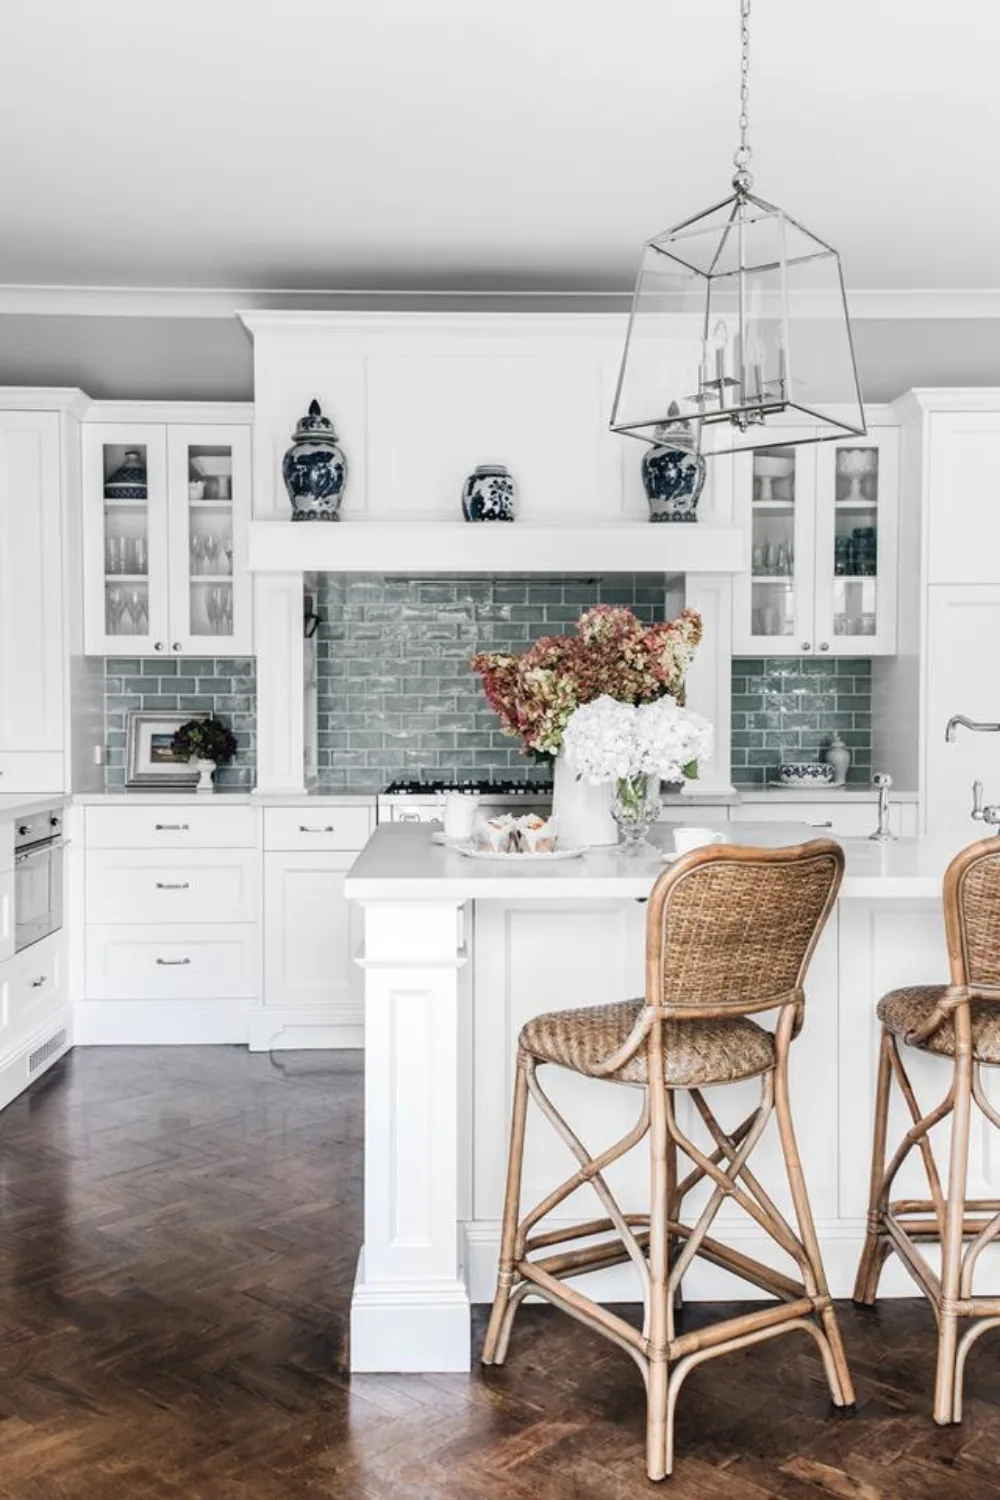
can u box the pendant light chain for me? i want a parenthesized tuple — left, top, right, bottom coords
(733, 0, 753, 191)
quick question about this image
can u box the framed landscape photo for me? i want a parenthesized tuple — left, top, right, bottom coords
(125, 710, 207, 789)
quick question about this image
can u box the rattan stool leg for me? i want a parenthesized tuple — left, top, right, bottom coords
(646, 1079, 671, 1481)
(666, 1105, 683, 1314)
(774, 1039, 855, 1408)
(483, 1050, 531, 1367)
(934, 1046, 973, 1424)
(854, 1027, 895, 1307)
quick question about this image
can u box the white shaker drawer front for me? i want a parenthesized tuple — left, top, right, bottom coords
(730, 801, 913, 837)
(85, 850, 259, 925)
(3, 934, 65, 1043)
(85, 804, 257, 850)
(0, 870, 12, 963)
(0, 752, 63, 794)
(86, 924, 258, 1000)
(264, 805, 371, 852)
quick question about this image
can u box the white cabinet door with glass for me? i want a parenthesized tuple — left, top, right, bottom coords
(84, 422, 251, 656)
(733, 424, 898, 657)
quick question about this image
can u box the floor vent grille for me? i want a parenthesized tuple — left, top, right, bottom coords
(28, 1029, 67, 1075)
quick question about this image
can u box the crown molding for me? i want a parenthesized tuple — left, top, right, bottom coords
(1, 283, 1000, 321)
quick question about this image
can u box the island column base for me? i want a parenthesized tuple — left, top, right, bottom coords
(350, 1253, 471, 1372)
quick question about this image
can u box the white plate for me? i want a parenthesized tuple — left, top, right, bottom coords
(455, 843, 586, 862)
(660, 850, 681, 862)
(431, 830, 465, 846)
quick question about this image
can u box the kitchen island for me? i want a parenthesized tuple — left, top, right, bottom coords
(344, 820, 996, 1372)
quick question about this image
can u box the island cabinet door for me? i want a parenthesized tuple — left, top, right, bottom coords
(925, 585, 1000, 837)
(262, 851, 361, 1017)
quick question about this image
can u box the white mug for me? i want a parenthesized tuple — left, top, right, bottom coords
(673, 826, 726, 856)
(442, 792, 479, 841)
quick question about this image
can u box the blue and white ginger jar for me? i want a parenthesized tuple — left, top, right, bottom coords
(461, 464, 516, 522)
(105, 448, 148, 501)
(641, 409, 705, 523)
(282, 400, 347, 522)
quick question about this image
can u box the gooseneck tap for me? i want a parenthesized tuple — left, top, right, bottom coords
(868, 772, 896, 842)
(945, 715, 1000, 742)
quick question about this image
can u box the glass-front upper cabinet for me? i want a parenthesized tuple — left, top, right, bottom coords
(814, 429, 898, 657)
(733, 422, 898, 658)
(84, 419, 252, 656)
(167, 426, 251, 653)
(83, 425, 169, 654)
(732, 433, 818, 656)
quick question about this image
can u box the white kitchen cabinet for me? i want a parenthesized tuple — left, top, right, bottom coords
(926, 411, 1000, 584)
(85, 848, 259, 925)
(729, 800, 917, 838)
(83, 415, 252, 656)
(733, 422, 898, 657)
(85, 923, 257, 1001)
(0, 411, 64, 786)
(263, 852, 360, 1014)
(924, 585, 1000, 838)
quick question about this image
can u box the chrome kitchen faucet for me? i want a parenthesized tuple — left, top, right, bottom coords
(943, 716, 1000, 832)
(945, 715, 1000, 742)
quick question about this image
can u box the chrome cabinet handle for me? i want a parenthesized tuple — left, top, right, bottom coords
(299, 824, 335, 833)
(819, 641, 830, 651)
(808, 820, 834, 828)
(28, 976, 45, 988)
(156, 957, 191, 966)
(154, 641, 165, 652)
(801, 641, 812, 652)
(154, 823, 189, 831)
(172, 642, 182, 652)
(155, 881, 190, 890)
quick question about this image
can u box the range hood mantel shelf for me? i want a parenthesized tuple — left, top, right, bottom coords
(247, 520, 745, 575)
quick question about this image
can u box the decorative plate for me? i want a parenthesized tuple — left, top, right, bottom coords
(766, 780, 846, 790)
(455, 843, 586, 862)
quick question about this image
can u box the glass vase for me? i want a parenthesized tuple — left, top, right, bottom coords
(611, 774, 661, 854)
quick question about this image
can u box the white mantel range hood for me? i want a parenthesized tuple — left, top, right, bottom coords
(246, 519, 745, 575)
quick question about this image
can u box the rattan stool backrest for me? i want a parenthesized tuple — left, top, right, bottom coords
(645, 840, 845, 1022)
(944, 838, 1000, 994)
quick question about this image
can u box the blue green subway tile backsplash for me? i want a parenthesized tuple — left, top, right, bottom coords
(103, 657, 256, 790)
(730, 657, 872, 787)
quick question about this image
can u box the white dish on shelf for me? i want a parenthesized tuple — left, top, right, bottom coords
(191, 456, 233, 479)
(455, 843, 586, 862)
(754, 455, 794, 480)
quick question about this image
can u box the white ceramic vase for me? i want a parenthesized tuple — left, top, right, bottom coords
(195, 758, 216, 794)
(552, 749, 617, 847)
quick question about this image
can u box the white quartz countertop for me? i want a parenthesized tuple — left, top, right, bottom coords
(345, 821, 959, 902)
(73, 790, 377, 807)
(0, 793, 69, 823)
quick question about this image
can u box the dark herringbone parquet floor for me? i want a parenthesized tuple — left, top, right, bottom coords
(0, 1048, 999, 1498)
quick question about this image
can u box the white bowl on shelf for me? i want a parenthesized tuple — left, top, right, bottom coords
(755, 456, 794, 481)
(191, 456, 232, 479)
(777, 762, 835, 788)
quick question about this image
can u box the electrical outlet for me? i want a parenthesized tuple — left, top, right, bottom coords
(93, 745, 105, 767)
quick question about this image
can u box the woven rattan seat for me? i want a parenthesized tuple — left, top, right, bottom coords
(855, 839, 1000, 1427)
(877, 985, 1000, 1063)
(521, 999, 776, 1087)
(484, 839, 853, 1481)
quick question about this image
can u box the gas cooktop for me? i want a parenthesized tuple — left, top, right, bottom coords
(381, 778, 552, 798)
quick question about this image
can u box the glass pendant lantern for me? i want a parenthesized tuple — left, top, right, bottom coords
(611, 0, 865, 456)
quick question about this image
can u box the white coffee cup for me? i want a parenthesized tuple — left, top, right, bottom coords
(442, 792, 480, 841)
(673, 826, 726, 856)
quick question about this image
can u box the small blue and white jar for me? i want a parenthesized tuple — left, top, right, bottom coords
(461, 464, 516, 522)
(641, 407, 705, 523)
(282, 400, 347, 522)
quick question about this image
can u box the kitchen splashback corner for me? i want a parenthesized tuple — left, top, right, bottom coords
(731, 656, 872, 786)
(103, 657, 257, 789)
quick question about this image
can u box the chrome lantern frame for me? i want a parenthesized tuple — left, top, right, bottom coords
(610, 1, 865, 457)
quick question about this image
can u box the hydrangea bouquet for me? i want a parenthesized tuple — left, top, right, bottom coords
(470, 605, 703, 758)
(562, 695, 714, 851)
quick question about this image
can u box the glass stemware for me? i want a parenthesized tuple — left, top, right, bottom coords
(106, 586, 126, 634)
(190, 534, 206, 576)
(204, 533, 221, 574)
(125, 589, 147, 635)
(222, 530, 233, 575)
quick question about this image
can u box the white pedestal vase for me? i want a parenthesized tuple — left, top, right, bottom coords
(195, 758, 217, 793)
(551, 749, 617, 847)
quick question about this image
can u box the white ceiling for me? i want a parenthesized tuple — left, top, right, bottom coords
(5, 0, 1000, 297)
(1, 0, 998, 296)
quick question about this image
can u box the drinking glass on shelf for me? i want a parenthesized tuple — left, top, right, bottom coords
(775, 543, 790, 576)
(762, 542, 775, 575)
(190, 534, 206, 576)
(128, 536, 148, 575)
(752, 544, 765, 576)
(126, 590, 147, 635)
(204, 533, 221, 574)
(222, 530, 233, 574)
(106, 535, 126, 574)
(106, 586, 126, 634)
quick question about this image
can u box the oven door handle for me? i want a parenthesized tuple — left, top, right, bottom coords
(14, 838, 67, 866)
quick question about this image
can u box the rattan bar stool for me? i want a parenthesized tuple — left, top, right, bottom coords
(854, 836, 1000, 1423)
(482, 839, 854, 1481)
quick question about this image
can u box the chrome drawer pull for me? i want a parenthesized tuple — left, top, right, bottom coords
(155, 957, 191, 966)
(155, 881, 190, 890)
(28, 976, 45, 988)
(808, 821, 834, 829)
(154, 823, 190, 831)
(299, 824, 335, 833)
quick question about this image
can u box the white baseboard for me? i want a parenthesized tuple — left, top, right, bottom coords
(350, 1251, 472, 1372)
(75, 999, 250, 1045)
(0, 1006, 73, 1111)
(247, 1006, 363, 1052)
(463, 1218, 949, 1305)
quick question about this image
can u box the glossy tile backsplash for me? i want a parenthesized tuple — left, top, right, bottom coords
(312, 573, 669, 790)
(104, 657, 257, 789)
(731, 656, 872, 786)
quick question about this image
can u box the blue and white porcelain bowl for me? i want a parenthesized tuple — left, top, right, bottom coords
(778, 762, 835, 788)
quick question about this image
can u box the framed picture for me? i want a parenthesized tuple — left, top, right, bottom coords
(125, 710, 208, 789)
